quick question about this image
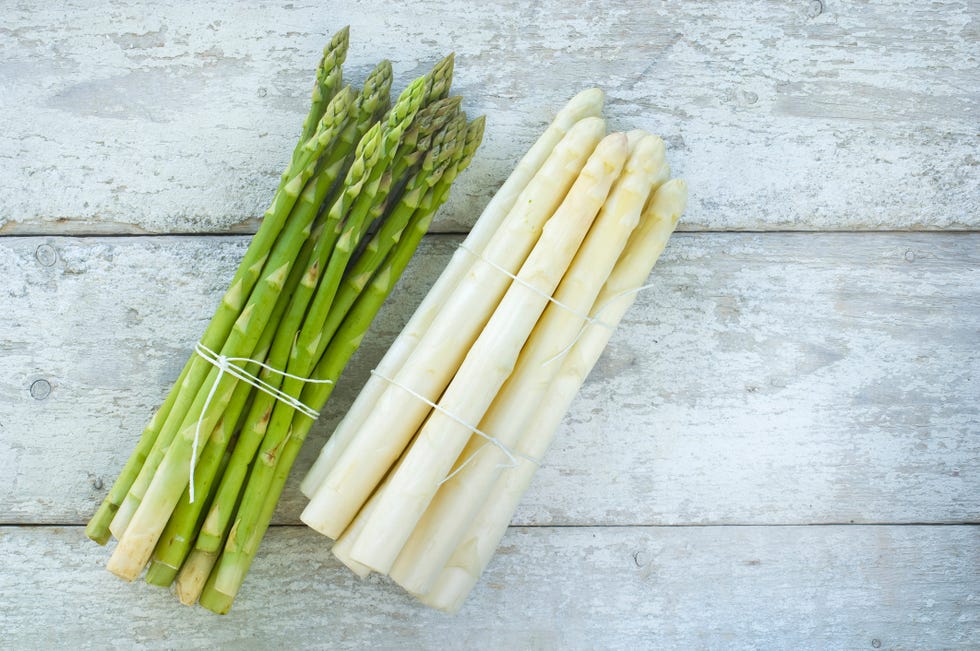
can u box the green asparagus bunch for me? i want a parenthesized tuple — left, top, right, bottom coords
(85, 26, 484, 614)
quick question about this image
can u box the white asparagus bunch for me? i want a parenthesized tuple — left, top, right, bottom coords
(349, 131, 628, 573)
(299, 88, 688, 611)
(420, 179, 688, 611)
(388, 134, 669, 594)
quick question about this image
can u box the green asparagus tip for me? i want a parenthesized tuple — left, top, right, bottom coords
(432, 95, 463, 116)
(355, 122, 383, 159)
(324, 26, 349, 63)
(424, 53, 455, 103)
(380, 76, 427, 155)
(412, 96, 463, 152)
(332, 25, 351, 49)
(318, 25, 351, 80)
(423, 113, 467, 172)
(466, 115, 487, 152)
(390, 76, 428, 126)
(454, 116, 485, 171)
(358, 60, 394, 127)
(366, 60, 394, 92)
(347, 122, 384, 188)
(319, 85, 355, 125)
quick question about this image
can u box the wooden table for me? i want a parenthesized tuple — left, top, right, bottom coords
(2, 1, 977, 648)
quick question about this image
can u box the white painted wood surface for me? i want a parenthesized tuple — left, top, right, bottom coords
(1, 525, 977, 649)
(1, 0, 977, 647)
(2, 234, 978, 526)
(0, 0, 977, 234)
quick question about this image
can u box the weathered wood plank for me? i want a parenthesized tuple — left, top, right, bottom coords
(0, 525, 976, 649)
(1, 234, 977, 525)
(1, 1, 976, 234)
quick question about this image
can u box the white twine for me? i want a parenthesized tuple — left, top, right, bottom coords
(539, 281, 660, 366)
(189, 342, 334, 503)
(457, 243, 655, 366)
(457, 244, 604, 327)
(370, 369, 541, 486)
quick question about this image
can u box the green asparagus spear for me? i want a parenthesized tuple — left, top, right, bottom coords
(144, 220, 323, 580)
(87, 86, 358, 547)
(196, 78, 426, 553)
(105, 90, 364, 582)
(202, 116, 484, 609)
(191, 63, 396, 553)
(294, 27, 349, 157)
(424, 53, 454, 104)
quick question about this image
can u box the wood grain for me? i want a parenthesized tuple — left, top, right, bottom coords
(0, 525, 976, 649)
(2, 234, 976, 525)
(1, 1, 976, 234)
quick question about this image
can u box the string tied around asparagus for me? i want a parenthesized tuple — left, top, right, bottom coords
(370, 369, 542, 486)
(457, 243, 658, 365)
(539, 281, 660, 365)
(189, 342, 334, 503)
(458, 244, 608, 328)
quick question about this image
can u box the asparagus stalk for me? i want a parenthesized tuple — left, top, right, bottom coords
(144, 229, 320, 581)
(301, 117, 606, 539)
(389, 134, 666, 593)
(106, 94, 363, 581)
(294, 27, 349, 157)
(190, 73, 394, 554)
(201, 119, 483, 611)
(103, 86, 358, 545)
(420, 179, 688, 613)
(300, 89, 604, 499)
(194, 77, 426, 555)
(347, 133, 628, 573)
(213, 79, 428, 564)
(87, 87, 354, 544)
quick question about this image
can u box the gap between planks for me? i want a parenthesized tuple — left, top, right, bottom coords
(3, 228, 980, 240)
(4, 523, 976, 529)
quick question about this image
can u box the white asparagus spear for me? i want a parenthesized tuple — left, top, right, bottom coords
(331, 484, 381, 578)
(420, 178, 688, 613)
(330, 506, 374, 578)
(388, 134, 667, 594)
(624, 128, 648, 151)
(300, 90, 604, 498)
(300, 117, 607, 538)
(330, 426, 424, 578)
(348, 133, 629, 573)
